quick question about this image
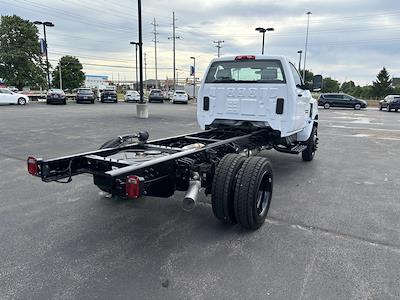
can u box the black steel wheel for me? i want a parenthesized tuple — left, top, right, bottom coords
(211, 154, 246, 224)
(302, 126, 318, 162)
(234, 156, 273, 230)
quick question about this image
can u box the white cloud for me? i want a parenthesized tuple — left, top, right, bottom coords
(2, 0, 400, 85)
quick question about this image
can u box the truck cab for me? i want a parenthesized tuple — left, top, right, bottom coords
(197, 55, 318, 141)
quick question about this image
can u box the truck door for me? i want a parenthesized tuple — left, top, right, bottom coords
(289, 63, 309, 130)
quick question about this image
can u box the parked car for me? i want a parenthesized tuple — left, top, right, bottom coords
(124, 90, 140, 102)
(379, 95, 400, 112)
(0, 88, 29, 105)
(47, 89, 66, 105)
(148, 89, 164, 103)
(318, 93, 367, 110)
(101, 89, 118, 103)
(76, 88, 95, 104)
(172, 90, 189, 104)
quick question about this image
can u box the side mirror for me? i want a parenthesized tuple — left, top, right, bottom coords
(312, 75, 323, 91)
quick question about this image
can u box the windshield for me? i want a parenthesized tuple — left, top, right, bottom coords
(78, 89, 92, 94)
(151, 90, 161, 94)
(175, 91, 185, 94)
(51, 89, 64, 93)
(205, 59, 286, 83)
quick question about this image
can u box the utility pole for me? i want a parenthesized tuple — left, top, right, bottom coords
(213, 40, 224, 57)
(130, 42, 139, 90)
(151, 18, 159, 89)
(144, 52, 147, 91)
(168, 11, 181, 91)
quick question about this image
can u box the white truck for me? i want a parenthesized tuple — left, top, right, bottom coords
(27, 55, 319, 230)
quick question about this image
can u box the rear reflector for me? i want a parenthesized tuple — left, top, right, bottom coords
(126, 175, 141, 199)
(27, 156, 38, 175)
(235, 55, 256, 60)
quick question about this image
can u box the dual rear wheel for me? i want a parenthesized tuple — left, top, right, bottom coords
(211, 154, 273, 230)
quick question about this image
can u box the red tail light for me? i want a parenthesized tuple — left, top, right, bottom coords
(126, 175, 141, 199)
(27, 156, 38, 175)
(235, 55, 256, 60)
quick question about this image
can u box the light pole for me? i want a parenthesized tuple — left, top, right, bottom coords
(34, 21, 54, 90)
(303, 11, 312, 81)
(136, 0, 148, 118)
(255, 27, 274, 55)
(190, 56, 196, 100)
(130, 42, 139, 90)
(297, 50, 303, 73)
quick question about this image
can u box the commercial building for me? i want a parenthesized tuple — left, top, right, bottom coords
(84, 75, 109, 88)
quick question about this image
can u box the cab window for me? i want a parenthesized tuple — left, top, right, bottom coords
(289, 63, 302, 87)
(205, 59, 286, 84)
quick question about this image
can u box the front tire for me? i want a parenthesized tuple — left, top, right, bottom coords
(387, 106, 391, 112)
(211, 154, 245, 224)
(324, 103, 330, 109)
(17, 97, 26, 105)
(302, 126, 318, 161)
(234, 157, 273, 230)
(354, 103, 361, 110)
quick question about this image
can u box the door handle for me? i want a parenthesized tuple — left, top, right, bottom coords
(298, 94, 303, 97)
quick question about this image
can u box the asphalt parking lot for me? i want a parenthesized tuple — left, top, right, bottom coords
(1, 102, 399, 299)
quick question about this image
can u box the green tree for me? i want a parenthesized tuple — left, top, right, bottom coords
(299, 69, 314, 83)
(360, 85, 374, 99)
(52, 56, 85, 91)
(340, 81, 356, 93)
(321, 77, 340, 93)
(0, 15, 46, 89)
(372, 67, 392, 98)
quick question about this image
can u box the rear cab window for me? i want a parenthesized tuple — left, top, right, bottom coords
(205, 59, 286, 84)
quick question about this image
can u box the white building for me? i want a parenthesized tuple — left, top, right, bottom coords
(84, 75, 109, 88)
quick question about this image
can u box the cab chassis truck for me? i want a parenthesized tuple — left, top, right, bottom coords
(27, 55, 319, 230)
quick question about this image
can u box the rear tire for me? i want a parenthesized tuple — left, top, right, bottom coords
(211, 154, 245, 224)
(379, 105, 382, 111)
(324, 103, 330, 109)
(302, 126, 318, 161)
(234, 157, 273, 230)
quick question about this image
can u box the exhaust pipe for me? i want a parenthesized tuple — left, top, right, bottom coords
(182, 180, 201, 211)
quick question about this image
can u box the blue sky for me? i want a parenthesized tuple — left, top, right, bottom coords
(1, 0, 399, 85)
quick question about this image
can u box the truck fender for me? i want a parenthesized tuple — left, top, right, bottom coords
(296, 117, 318, 142)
